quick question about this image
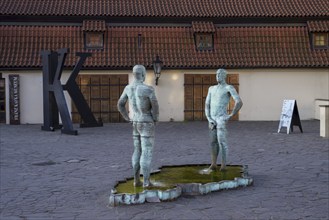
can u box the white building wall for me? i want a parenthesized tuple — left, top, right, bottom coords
(2, 70, 72, 124)
(238, 68, 329, 120)
(17, 72, 43, 124)
(146, 70, 185, 122)
(2, 68, 328, 124)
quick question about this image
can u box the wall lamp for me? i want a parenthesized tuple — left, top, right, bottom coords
(152, 55, 163, 86)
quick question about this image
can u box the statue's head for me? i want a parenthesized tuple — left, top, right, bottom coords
(132, 65, 146, 82)
(216, 68, 227, 84)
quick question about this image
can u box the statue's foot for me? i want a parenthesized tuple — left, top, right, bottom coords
(134, 180, 142, 187)
(208, 164, 218, 171)
(220, 165, 226, 171)
(143, 181, 154, 188)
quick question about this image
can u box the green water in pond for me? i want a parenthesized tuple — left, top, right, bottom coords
(115, 165, 243, 194)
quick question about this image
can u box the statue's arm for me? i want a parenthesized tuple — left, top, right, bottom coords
(228, 85, 243, 117)
(117, 87, 130, 121)
(205, 87, 215, 124)
(149, 88, 159, 122)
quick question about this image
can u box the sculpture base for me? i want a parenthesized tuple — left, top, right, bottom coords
(109, 164, 253, 206)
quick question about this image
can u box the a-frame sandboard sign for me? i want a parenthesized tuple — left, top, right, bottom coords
(278, 100, 303, 134)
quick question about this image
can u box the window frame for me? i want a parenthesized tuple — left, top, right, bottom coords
(312, 32, 329, 49)
(194, 33, 214, 51)
(84, 32, 104, 50)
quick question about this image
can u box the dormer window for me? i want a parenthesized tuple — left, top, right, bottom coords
(85, 32, 104, 49)
(195, 33, 213, 50)
(82, 20, 106, 50)
(192, 21, 215, 51)
(307, 21, 329, 49)
(313, 33, 328, 48)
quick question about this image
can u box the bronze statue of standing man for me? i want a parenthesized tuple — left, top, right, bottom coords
(205, 69, 243, 171)
(117, 65, 159, 187)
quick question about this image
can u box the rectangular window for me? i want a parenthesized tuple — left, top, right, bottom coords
(313, 33, 328, 48)
(195, 33, 213, 50)
(85, 32, 104, 49)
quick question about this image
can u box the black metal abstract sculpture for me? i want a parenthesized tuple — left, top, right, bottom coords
(41, 48, 102, 135)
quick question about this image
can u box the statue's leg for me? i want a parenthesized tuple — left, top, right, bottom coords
(140, 136, 154, 187)
(132, 123, 142, 187)
(137, 122, 155, 187)
(217, 124, 228, 171)
(209, 128, 219, 170)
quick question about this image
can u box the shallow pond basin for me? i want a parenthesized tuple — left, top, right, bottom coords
(115, 164, 244, 194)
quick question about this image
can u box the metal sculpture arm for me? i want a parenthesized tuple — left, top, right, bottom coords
(205, 86, 216, 129)
(117, 87, 130, 121)
(227, 85, 243, 118)
(149, 88, 159, 122)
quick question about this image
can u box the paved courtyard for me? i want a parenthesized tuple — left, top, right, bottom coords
(0, 120, 328, 219)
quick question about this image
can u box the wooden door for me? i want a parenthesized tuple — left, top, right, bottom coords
(72, 74, 128, 123)
(184, 74, 239, 121)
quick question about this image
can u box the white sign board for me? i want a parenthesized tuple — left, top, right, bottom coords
(279, 100, 295, 128)
(278, 99, 302, 134)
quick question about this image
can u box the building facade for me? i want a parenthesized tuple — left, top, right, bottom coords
(0, 0, 328, 124)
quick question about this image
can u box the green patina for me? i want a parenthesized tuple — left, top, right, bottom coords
(115, 165, 243, 194)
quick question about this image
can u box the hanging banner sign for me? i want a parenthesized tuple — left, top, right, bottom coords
(278, 99, 303, 134)
(9, 75, 20, 124)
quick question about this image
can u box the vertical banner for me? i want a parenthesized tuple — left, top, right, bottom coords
(9, 75, 20, 124)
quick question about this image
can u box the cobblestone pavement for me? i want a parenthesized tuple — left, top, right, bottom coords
(0, 120, 328, 220)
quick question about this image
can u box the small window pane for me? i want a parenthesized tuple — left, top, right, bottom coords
(85, 32, 104, 49)
(195, 34, 213, 50)
(314, 33, 328, 47)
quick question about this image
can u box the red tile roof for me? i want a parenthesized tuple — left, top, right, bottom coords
(0, 24, 328, 69)
(307, 20, 329, 32)
(82, 20, 106, 32)
(1, 0, 328, 18)
(192, 22, 215, 33)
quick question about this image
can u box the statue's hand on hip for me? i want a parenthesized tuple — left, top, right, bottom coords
(223, 114, 231, 122)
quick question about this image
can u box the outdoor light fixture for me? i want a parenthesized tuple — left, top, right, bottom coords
(153, 55, 163, 85)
